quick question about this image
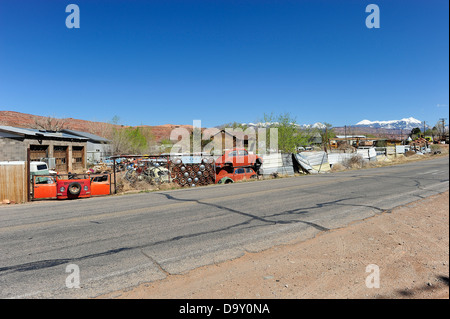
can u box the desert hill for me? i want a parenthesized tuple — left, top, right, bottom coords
(0, 111, 193, 143)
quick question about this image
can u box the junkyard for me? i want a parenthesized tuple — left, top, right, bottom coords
(0, 115, 449, 302)
(0, 146, 448, 299)
(0, 0, 448, 308)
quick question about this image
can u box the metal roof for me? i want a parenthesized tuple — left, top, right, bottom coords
(60, 129, 110, 143)
(0, 125, 88, 140)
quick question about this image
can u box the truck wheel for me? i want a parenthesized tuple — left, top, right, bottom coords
(68, 182, 81, 195)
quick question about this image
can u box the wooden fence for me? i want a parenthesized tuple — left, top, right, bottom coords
(0, 163, 27, 203)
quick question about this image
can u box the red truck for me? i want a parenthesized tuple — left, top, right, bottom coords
(32, 173, 111, 200)
(215, 148, 262, 171)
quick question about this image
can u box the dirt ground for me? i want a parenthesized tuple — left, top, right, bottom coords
(100, 190, 449, 299)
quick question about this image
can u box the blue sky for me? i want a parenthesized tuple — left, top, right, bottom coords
(0, 0, 448, 128)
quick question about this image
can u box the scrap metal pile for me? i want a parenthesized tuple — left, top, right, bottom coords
(170, 156, 216, 187)
(118, 155, 216, 188)
(124, 158, 170, 185)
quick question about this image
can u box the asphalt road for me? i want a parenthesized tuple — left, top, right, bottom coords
(0, 156, 448, 298)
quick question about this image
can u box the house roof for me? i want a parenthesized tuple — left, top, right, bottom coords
(211, 129, 246, 140)
(336, 135, 367, 139)
(0, 125, 87, 141)
(60, 129, 110, 143)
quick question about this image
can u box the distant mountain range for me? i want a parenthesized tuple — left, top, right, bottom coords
(240, 122, 326, 129)
(238, 117, 426, 131)
(354, 117, 426, 130)
(235, 117, 429, 139)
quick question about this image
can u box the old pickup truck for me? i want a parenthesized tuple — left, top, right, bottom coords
(32, 172, 111, 200)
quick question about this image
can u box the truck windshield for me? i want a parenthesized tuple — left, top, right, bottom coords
(37, 164, 47, 170)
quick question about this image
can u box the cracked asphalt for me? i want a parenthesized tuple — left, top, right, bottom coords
(0, 156, 448, 298)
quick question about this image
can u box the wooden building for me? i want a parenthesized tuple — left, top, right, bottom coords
(0, 125, 88, 172)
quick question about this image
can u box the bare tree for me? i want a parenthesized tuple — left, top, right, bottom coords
(33, 116, 67, 131)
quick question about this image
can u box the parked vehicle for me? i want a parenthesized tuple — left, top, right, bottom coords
(30, 161, 57, 183)
(0, 161, 57, 183)
(56, 174, 92, 199)
(216, 167, 258, 184)
(215, 148, 262, 173)
(32, 172, 111, 200)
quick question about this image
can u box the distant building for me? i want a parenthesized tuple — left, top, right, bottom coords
(210, 129, 247, 155)
(309, 132, 323, 145)
(61, 129, 112, 164)
(0, 125, 87, 172)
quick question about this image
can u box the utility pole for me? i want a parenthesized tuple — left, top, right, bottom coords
(423, 121, 426, 138)
(439, 118, 446, 141)
(344, 125, 347, 146)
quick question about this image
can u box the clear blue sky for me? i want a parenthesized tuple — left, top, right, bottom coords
(0, 0, 448, 128)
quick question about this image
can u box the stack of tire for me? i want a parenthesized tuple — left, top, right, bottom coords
(170, 157, 216, 187)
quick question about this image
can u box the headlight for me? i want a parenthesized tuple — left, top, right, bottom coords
(60, 187, 65, 192)
(84, 186, 89, 191)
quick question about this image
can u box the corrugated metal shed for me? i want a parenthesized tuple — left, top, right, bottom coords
(386, 146, 396, 155)
(328, 153, 354, 165)
(300, 151, 330, 172)
(260, 153, 295, 176)
(0, 125, 87, 141)
(356, 148, 377, 161)
(395, 145, 406, 154)
(294, 151, 330, 174)
(61, 129, 110, 143)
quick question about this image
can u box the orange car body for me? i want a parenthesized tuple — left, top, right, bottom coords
(32, 174, 111, 200)
(215, 148, 262, 169)
(215, 167, 257, 184)
(56, 178, 91, 200)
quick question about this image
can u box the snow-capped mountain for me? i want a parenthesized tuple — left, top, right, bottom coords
(354, 117, 425, 130)
(242, 122, 326, 129)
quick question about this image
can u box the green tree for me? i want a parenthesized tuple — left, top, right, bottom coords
(109, 116, 151, 155)
(261, 113, 314, 153)
(317, 122, 335, 148)
(410, 127, 421, 135)
(410, 127, 422, 139)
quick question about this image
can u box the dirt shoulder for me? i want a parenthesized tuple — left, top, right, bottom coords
(99, 190, 449, 299)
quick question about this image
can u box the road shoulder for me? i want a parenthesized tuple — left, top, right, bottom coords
(99, 190, 449, 299)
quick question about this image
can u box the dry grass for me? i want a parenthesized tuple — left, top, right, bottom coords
(330, 148, 448, 172)
(114, 171, 181, 194)
(341, 154, 366, 169)
(330, 162, 346, 172)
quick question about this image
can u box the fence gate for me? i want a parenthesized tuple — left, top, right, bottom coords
(0, 162, 27, 203)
